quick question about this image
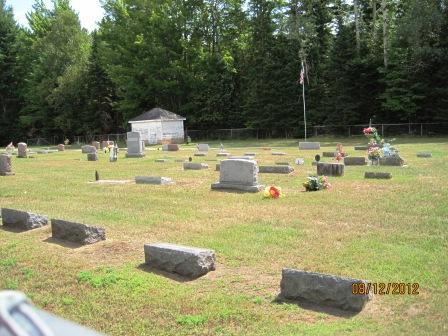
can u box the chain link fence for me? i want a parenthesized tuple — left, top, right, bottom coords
(185, 128, 298, 140)
(313, 123, 448, 137)
(24, 122, 447, 146)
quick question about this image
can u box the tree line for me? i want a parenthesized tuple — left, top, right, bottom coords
(0, 0, 447, 143)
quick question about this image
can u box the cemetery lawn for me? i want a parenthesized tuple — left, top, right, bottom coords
(1, 137, 447, 336)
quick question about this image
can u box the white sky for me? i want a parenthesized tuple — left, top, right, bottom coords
(6, 0, 105, 32)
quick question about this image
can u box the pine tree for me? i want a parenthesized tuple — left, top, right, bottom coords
(0, 0, 21, 143)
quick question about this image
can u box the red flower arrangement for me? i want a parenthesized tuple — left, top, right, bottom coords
(363, 127, 375, 135)
(263, 186, 282, 199)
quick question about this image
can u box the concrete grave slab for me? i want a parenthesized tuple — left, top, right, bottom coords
(51, 219, 106, 245)
(279, 268, 371, 312)
(144, 243, 215, 279)
(1, 208, 48, 231)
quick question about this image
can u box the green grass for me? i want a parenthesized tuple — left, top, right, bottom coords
(0, 137, 447, 335)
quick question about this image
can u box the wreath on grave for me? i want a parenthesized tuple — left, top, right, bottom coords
(303, 176, 331, 192)
(263, 186, 283, 199)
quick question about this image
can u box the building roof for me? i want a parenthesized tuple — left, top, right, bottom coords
(129, 108, 186, 122)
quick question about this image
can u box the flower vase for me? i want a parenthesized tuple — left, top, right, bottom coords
(370, 158, 379, 166)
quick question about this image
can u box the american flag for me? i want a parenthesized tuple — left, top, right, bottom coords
(299, 65, 304, 85)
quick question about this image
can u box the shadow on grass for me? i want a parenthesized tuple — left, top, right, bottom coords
(272, 296, 361, 318)
(43, 237, 83, 249)
(0, 226, 33, 233)
(137, 263, 199, 283)
(210, 188, 260, 194)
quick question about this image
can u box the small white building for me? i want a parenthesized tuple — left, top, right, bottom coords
(128, 108, 186, 144)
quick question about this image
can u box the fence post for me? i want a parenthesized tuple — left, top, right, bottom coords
(381, 124, 384, 136)
(420, 123, 423, 136)
(408, 122, 411, 134)
(348, 126, 351, 137)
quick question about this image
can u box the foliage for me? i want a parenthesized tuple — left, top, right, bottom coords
(176, 314, 208, 326)
(77, 267, 121, 288)
(0, 0, 447, 143)
(302, 175, 331, 192)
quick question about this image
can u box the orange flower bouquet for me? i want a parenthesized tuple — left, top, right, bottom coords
(263, 186, 283, 199)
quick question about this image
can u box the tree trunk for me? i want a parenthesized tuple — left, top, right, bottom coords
(382, 0, 388, 69)
(354, 0, 360, 56)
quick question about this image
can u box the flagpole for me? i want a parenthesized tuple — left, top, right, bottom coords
(302, 61, 307, 141)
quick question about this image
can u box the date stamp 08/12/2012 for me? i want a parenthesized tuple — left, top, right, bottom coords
(352, 282, 420, 295)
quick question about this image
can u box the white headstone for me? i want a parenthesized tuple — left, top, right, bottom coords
(17, 143, 27, 158)
(198, 144, 209, 152)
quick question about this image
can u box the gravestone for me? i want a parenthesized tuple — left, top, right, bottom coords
(317, 162, 344, 176)
(198, 144, 209, 152)
(1, 208, 48, 230)
(364, 172, 392, 179)
(194, 153, 207, 157)
(144, 243, 215, 279)
(91, 141, 100, 150)
(81, 145, 96, 154)
(135, 176, 174, 185)
(57, 144, 65, 151)
(259, 165, 294, 174)
(417, 152, 432, 158)
(279, 268, 372, 312)
(17, 143, 28, 158)
(87, 153, 98, 161)
(295, 158, 305, 165)
(217, 152, 229, 157)
(272, 152, 286, 156)
(211, 159, 264, 192)
(126, 131, 145, 158)
(244, 152, 257, 156)
(354, 146, 368, 151)
(155, 159, 169, 163)
(51, 219, 106, 245)
(322, 152, 336, 158)
(162, 144, 179, 151)
(379, 156, 404, 166)
(299, 142, 321, 150)
(0, 154, 14, 176)
(275, 162, 290, 165)
(344, 157, 366, 166)
(183, 162, 209, 170)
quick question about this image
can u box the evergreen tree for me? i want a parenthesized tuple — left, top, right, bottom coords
(0, 0, 21, 143)
(19, 0, 90, 137)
